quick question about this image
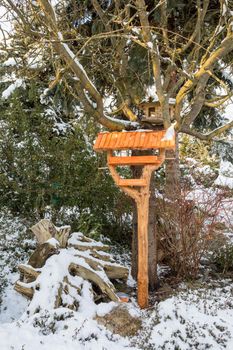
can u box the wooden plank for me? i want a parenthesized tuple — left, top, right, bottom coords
(108, 155, 160, 166)
(98, 133, 108, 149)
(133, 131, 141, 148)
(120, 132, 128, 148)
(139, 133, 146, 148)
(137, 196, 149, 309)
(129, 133, 135, 148)
(118, 179, 147, 187)
(104, 132, 113, 148)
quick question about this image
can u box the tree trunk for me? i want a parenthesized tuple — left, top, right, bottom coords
(148, 174, 158, 291)
(165, 136, 181, 199)
(131, 202, 138, 280)
(131, 151, 142, 281)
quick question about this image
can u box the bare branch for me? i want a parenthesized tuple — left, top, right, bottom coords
(176, 0, 209, 55)
(135, 0, 171, 126)
(181, 120, 233, 141)
(176, 32, 233, 128)
(204, 94, 233, 108)
(35, 0, 136, 131)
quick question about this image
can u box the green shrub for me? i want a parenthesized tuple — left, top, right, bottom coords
(0, 82, 132, 240)
(211, 243, 233, 273)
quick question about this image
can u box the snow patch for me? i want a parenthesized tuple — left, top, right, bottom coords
(3, 57, 17, 66)
(46, 237, 60, 247)
(215, 160, 233, 189)
(2, 79, 25, 99)
(161, 123, 176, 141)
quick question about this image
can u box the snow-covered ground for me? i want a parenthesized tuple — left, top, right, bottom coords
(0, 180, 233, 350)
(1, 274, 233, 349)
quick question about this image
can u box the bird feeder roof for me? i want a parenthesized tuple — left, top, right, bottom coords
(139, 96, 176, 106)
(93, 130, 175, 151)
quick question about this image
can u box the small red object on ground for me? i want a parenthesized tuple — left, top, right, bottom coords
(117, 292, 130, 303)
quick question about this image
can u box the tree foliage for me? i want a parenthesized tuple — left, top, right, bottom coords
(1, 0, 232, 139)
(0, 73, 131, 236)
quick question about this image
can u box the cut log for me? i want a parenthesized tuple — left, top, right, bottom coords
(30, 219, 71, 247)
(61, 276, 80, 310)
(14, 281, 34, 299)
(69, 263, 119, 302)
(68, 233, 110, 252)
(75, 254, 128, 280)
(104, 264, 128, 280)
(15, 221, 130, 310)
(54, 282, 63, 308)
(30, 219, 57, 244)
(28, 242, 59, 268)
(90, 250, 113, 262)
(18, 264, 40, 283)
(64, 277, 81, 297)
(76, 235, 94, 243)
(68, 243, 110, 252)
(55, 225, 71, 248)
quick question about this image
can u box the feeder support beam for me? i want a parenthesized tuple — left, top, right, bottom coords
(94, 131, 174, 309)
(107, 150, 165, 308)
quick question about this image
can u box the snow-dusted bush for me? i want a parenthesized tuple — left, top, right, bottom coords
(211, 243, 233, 273)
(0, 211, 35, 313)
(215, 160, 233, 190)
(156, 188, 229, 279)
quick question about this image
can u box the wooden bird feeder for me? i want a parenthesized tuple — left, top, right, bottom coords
(140, 99, 175, 125)
(93, 130, 175, 308)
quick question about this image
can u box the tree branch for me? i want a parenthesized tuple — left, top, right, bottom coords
(176, 0, 209, 55)
(135, 0, 171, 126)
(204, 94, 233, 108)
(181, 120, 233, 140)
(176, 32, 233, 127)
(35, 0, 137, 131)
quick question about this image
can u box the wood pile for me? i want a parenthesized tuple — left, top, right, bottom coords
(14, 219, 129, 311)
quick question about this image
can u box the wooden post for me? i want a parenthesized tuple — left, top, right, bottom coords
(93, 131, 174, 309)
(136, 191, 150, 308)
(107, 151, 165, 308)
(136, 165, 160, 308)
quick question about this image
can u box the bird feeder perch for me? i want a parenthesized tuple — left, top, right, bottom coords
(93, 130, 175, 308)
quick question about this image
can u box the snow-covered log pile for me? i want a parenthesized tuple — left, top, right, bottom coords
(14, 219, 129, 314)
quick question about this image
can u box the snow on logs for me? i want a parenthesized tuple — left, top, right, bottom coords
(14, 219, 129, 312)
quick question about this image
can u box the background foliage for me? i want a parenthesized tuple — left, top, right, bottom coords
(0, 74, 132, 240)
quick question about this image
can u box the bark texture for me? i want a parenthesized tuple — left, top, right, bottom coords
(165, 136, 181, 200)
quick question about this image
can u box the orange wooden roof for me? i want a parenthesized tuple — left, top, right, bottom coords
(94, 130, 175, 151)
